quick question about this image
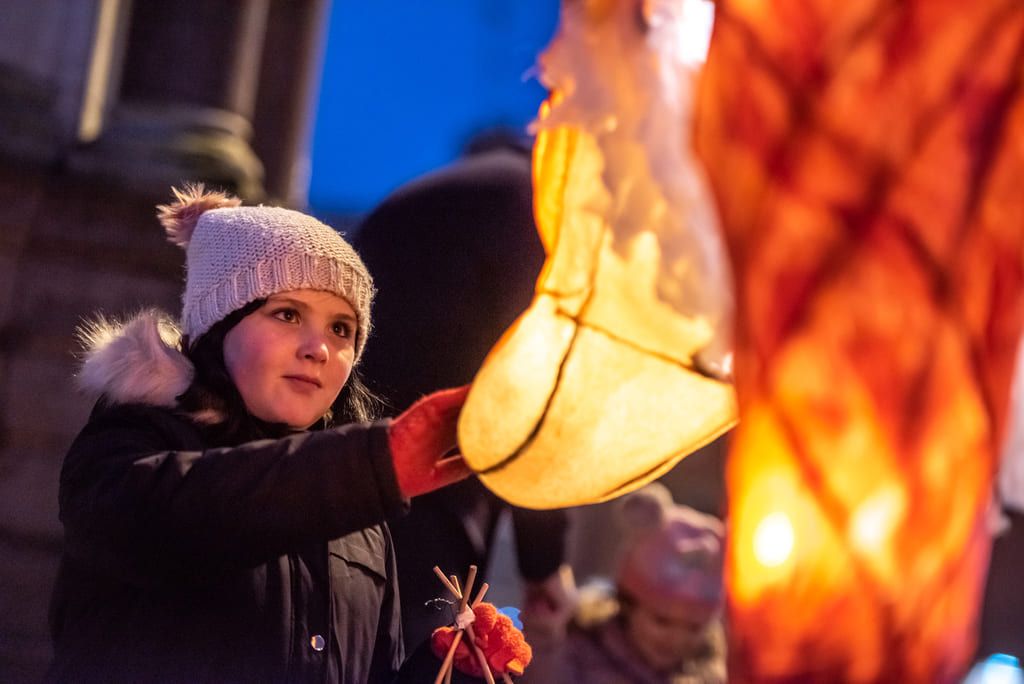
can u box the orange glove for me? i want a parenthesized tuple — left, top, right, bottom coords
(431, 603, 533, 677)
(388, 385, 473, 499)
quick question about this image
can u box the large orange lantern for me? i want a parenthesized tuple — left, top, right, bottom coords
(695, 0, 1024, 679)
(458, 0, 736, 509)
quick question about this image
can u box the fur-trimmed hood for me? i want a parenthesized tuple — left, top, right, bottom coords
(77, 309, 194, 408)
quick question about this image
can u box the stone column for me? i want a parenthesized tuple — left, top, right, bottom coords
(0, 2, 132, 678)
(251, 0, 330, 206)
(0, 0, 129, 162)
(69, 0, 272, 199)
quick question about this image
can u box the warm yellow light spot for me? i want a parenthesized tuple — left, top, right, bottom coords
(677, 0, 716, 65)
(850, 485, 905, 554)
(753, 512, 795, 567)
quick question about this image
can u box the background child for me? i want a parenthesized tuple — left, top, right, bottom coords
(521, 483, 726, 684)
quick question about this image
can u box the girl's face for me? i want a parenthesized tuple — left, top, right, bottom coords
(224, 289, 357, 429)
(623, 597, 715, 673)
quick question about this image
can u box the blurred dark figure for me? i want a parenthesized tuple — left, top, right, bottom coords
(355, 131, 570, 652)
(978, 509, 1024, 656)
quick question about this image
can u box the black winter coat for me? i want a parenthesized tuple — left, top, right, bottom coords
(48, 400, 407, 684)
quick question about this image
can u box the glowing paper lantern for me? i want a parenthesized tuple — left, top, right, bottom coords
(695, 0, 1024, 679)
(458, 0, 736, 509)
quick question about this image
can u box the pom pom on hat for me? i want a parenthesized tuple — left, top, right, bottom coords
(156, 183, 241, 248)
(616, 483, 724, 615)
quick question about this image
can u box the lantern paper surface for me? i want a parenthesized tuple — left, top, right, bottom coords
(694, 0, 1024, 680)
(458, 0, 736, 509)
(1001, 337, 1024, 512)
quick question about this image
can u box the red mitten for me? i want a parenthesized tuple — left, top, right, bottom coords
(430, 603, 533, 678)
(481, 610, 532, 676)
(431, 626, 456, 657)
(471, 602, 499, 635)
(431, 626, 479, 675)
(388, 385, 472, 498)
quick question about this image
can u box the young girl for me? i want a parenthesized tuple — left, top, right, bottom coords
(521, 483, 726, 684)
(47, 186, 470, 683)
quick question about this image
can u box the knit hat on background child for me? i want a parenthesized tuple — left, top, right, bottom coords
(616, 483, 725, 615)
(157, 184, 375, 361)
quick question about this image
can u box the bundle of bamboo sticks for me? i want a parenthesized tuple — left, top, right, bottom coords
(431, 565, 514, 684)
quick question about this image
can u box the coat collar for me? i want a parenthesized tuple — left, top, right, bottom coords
(77, 309, 194, 409)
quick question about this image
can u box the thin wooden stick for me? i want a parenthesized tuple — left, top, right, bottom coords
(472, 582, 490, 607)
(434, 631, 464, 684)
(459, 565, 478, 612)
(456, 565, 495, 683)
(433, 566, 460, 598)
(433, 565, 496, 684)
(433, 565, 465, 683)
(464, 624, 496, 684)
(502, 673, 514, 684)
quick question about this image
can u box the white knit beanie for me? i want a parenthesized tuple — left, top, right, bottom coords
(157, 185, 375, 361)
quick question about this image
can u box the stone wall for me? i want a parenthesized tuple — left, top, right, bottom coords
(0, 167, 177, 680)
(0, 1, 327, 679)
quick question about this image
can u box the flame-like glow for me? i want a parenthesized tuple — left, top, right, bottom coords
(753, 512, 794, 567)
(458, 0, 736, 508)
(697, 0, 1024, 678)
(850, 486, 905, 554)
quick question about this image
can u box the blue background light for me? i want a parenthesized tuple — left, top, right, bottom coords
(309, 2, 560, 216)
(963, 653, 1024, 684)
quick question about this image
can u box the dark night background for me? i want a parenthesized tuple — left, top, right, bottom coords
(0, 2, 1019, 681)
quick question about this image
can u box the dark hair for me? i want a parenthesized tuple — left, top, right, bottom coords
(176, 298, 383, 445)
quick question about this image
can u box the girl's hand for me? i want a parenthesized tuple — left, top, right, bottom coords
(388, 385, 473, 498)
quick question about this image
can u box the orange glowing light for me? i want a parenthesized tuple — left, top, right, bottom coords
(753, 512, 793, 568)
(458, 0, 734, 508)
(696, 0, 1024, 680)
